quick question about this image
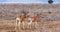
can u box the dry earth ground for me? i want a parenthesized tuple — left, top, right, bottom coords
(0, 19, 60, 32)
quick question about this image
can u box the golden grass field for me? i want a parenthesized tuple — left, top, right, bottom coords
(0, 3, 60, 32)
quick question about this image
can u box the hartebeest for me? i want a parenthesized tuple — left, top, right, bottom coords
(27, 13, 40, 24)
(15, 12, 40, 30)
(15, 11, 29, 30)
(27, 13, 40, 29)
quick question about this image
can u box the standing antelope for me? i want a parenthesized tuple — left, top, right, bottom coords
(15, 11, 28, 30)
(27, 13, 40, 24)
(27, 13, 40, 29)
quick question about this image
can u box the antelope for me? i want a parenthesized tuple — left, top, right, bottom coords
(27, 13, 40, 24)
(27, 13, 40, 29)
(15, 11, 29, 30)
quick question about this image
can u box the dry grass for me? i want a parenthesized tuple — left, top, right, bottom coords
(0, 4, 60, 32)
(0, 20, 60, 32)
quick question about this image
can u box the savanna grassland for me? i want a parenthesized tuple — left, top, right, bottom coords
(0, 3, 60, 32)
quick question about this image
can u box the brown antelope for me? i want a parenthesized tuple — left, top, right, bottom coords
(15, 12, 40, 30)
(27, 13, 40, 29)
(15, 11, 29, 30)
(27, 13, 40, 24)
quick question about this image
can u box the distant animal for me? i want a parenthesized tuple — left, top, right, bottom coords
(15, 12, 40, 30)
(15, 11, 29, 30)
(26, 13, 40, 29)
(27, 13, 40, 25)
